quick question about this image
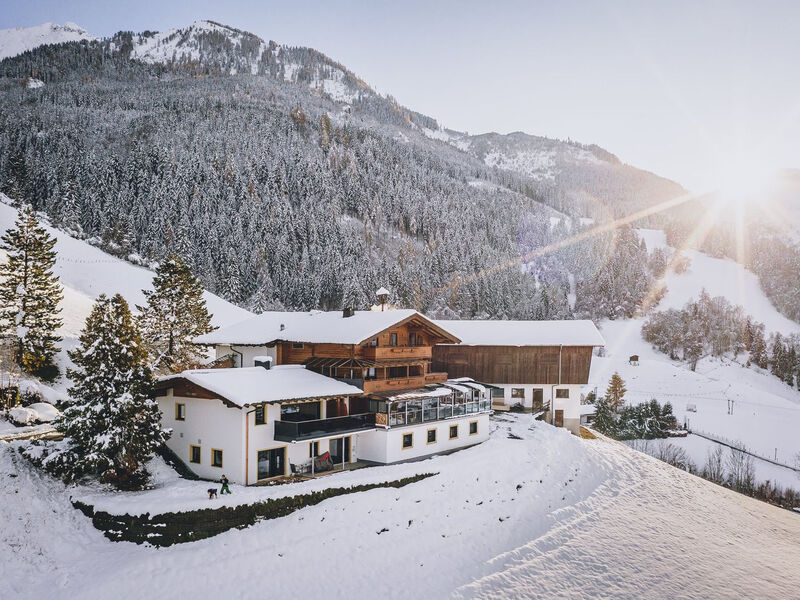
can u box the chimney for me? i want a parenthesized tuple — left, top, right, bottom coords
(254, 356, 273, 370)
(343, 307, 355, 318)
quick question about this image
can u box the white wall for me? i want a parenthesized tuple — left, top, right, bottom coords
(357, 413, 490, 464)
(157, 390, 246, 484)
(492, 383, 583, 432)
(214, 344, 277, 367)
(243, 403, 341, 484)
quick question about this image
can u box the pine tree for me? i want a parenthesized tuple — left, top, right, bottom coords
(749, 324, 768, 368)
(604, 372, 627, 411)
(137, 255, 216, 374)
(592, 394, 617, 437)
(48, 294, 168, 488)
(0, 205, 63, 379)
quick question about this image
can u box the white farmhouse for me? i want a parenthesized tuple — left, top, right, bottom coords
(156, 309, 492, 484)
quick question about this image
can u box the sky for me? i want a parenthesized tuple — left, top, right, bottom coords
(3, 0, 800, 192)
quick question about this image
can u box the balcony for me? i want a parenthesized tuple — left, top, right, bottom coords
(273, 413, 376, 442)
(362, 345, 432, 360)
(358, 372, 447, 394)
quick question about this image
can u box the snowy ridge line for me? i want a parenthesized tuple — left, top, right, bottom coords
(689, 429, 800, 473)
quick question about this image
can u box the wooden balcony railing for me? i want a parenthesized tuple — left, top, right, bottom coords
(361, 346, 432, 360)
(361, 372, 447, 393)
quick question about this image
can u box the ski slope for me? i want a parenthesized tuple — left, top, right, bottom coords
(589, 230, 800, 464)
(0, 198, 251, 399)
(2, 415, 798, 599)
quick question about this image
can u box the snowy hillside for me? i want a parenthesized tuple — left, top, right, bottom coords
(590, 229, 800, 463)
(0, 196, 251, 398)
(0, 22, 94, 60)
(3, 415, 799, 599)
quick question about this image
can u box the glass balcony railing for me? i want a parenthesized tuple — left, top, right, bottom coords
(274, 413, 376, 442)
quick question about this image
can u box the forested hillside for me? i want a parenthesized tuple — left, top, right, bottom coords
(0, 21, 684, 319)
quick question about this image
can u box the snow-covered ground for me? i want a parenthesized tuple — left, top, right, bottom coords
(3, 415, 799, 599)
(590, 229, 800, 466)
(0, 197, 251, 401)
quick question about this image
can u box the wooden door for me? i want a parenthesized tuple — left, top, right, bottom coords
(532, 389, 543, 410)
(555, 410, 564, 428)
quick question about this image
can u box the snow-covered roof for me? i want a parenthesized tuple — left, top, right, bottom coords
(195, 309, 460, 346)
(435, 319, 605, 347)
(443, 382, 471, 395)
(157, 365, 363, 408)
(450, 379, 486, 394)
(580, 404, 597, 416)
(389, 387, 454, 401)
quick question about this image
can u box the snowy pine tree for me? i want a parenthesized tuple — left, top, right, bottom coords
(47, 294, 168, 488)
(0, 205, 63, 379)
(137, 255, 216, 374)
(592, 394, 617, 436)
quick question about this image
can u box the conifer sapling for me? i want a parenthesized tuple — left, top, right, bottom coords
(0, 205, 63, 379)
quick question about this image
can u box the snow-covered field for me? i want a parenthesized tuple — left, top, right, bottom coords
(3, 414, 799, 599)
(628, 434, 800, 489)
(590, 230, 800, 466)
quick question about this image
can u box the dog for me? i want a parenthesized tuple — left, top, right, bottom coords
(207, 488, 218, 500)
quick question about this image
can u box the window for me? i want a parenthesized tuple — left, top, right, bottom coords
(427, 428, 437, 444)
(175, 402, 186, 421)
(449, 424, 458, 439)
(469, 421, 478, 436)
(189, 445, 201, 464)
(254, 404, 266, 425)
(511, 388, 525, 399)
(402, 433, 413, 449)
(389, 332, 398, 347)
(292, 342, 304, 349)
(409, 332, 416, 346)
(257, 447, 286, 480)
(556, 389, 570, 399)
(211, 448, 223, 468)
(369, 338, 378, 347)
(309, 441, 319, 458)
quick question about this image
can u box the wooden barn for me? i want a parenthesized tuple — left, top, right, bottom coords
(432, 320, 605, 434)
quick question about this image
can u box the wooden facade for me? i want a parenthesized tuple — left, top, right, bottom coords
(277, 315, 457, 394)
(431, 345, 594, 385)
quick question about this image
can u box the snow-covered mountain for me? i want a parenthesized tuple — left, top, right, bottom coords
(0, 22, 95, 61)
(421, 128, 686, 219)
(124, 20, 373, 104)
